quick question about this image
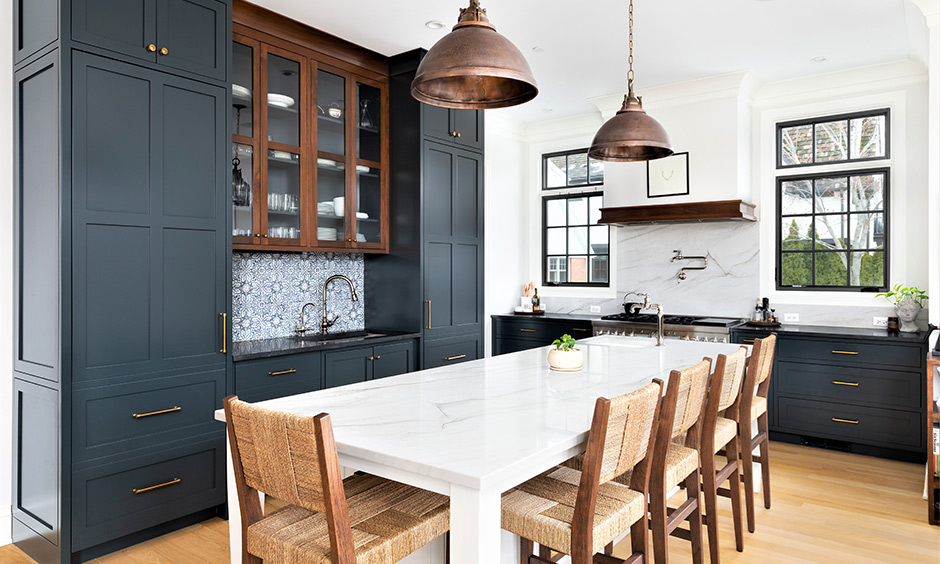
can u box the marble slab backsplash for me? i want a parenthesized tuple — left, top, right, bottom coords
(232, 252, 364, 341)
(544, 222, 928, 330)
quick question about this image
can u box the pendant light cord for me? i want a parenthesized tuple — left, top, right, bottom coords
(628, 0, 634, 83)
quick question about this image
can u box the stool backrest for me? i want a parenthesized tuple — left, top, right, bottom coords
(751, 333, 777, 387)
(716, 347, 748, 412)
(596, 381, 664, 484)
(670, 359, 712, 440)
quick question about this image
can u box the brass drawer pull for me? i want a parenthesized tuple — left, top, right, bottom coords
(831, 417, 859, 425)
(831, 381, 859, 387)
(425, 300, 431, 330)
(220, 313, 227, 354)
(571, 328, 589, 332)
(743, 339, 755, 344)
(520, 328, 537, 333)
(133, 478, 181, 494)
(133, 406, 181, 419)
(831, 350, 859, 355)
(268, 369, 297, 376)
(444, 354, 466, 361)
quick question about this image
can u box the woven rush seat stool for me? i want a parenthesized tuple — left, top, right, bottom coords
(223, 396, 449, 564)
(502, 380, 664, 564)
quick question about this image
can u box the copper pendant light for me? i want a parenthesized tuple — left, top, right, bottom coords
(589, 0, 673, 162)
(411, 0, 538, 109)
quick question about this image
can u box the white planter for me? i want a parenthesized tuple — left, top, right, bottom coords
(548, 348, 583, 371)
(895, 297, 922, 333)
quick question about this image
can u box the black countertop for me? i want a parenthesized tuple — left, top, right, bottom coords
(732, 322, 936, 343)
(232, 330, 421, 362)
(491, 312, 603, 322)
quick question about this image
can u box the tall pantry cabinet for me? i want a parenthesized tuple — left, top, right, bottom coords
(12, 1, 232, 563)
(365, 49, 485, 369)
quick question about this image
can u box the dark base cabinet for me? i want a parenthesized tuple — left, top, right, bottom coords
(732, 326, 930, 462)
(492, 315, 594, 356)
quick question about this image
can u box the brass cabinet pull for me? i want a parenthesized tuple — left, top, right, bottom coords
(444, 354, 466, 361)
(133, 478, 181, 494)
(133, 406, 181, 419)
(268, 369, 296, 376)
(520, 328, 537, 333)
(831, 381, 859, 387)
(255, 233, 262, 238)
(571, 328, 589, 332)
(742, 339, 755, 343)
(262, 234, 269, 238)
(220, 313, 227, 354)
(456, 132, 461, 138)
(159, 47, 169, 56)
(147, 44, 157, 52)
(831, 417, 859, 425)
(831, 350, 859, 355)
(375, 355, 381, 360)
(368, 356, 375, 361)
(425, 300, 431, 329)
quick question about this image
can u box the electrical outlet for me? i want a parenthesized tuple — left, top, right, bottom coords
(872, 317, 888, 327)
(784, 313, 799, 322)
(589, 305, 601, 314)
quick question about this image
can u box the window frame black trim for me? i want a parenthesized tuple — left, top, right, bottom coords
(542, 148, 605, 190)
(775, 167, 890, 292)
(542, 191, 610, 288)
(776, 108, 891, 170)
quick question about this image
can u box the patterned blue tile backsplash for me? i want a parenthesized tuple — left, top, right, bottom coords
(232, 252, 364, 342)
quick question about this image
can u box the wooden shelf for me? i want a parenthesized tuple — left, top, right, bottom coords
(598, 199, 757, 226)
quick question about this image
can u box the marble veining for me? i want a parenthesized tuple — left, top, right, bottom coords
(216, 336, 746, 490)
(232, 252, 364, 341)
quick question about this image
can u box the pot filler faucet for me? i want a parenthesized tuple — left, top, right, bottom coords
(293, 275, 359, 336)
(629, 292, 665, 346)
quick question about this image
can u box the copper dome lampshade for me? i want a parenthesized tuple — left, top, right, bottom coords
(589, 0, 673, 162)
(411, 0, 538, 109)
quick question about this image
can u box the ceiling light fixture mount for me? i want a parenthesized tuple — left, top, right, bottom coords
(411, 0, 538, 109)
(589, 0, 673, 162)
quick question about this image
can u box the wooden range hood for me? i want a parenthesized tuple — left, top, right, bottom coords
(598, 199, 757, 226)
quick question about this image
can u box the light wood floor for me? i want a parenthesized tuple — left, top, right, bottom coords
(2, 442, 938, 563)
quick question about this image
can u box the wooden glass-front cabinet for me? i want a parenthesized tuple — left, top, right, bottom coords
(231, 30, 389, 253)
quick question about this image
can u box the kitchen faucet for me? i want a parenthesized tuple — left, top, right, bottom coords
(294, 302, 318, 335)
(629, 292, 665, 346)
(320, 275, 359, 334)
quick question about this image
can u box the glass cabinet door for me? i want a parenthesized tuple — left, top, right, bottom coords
(316, 69, 347, 245)
(354, 80, 383, 245)
(232, 40, 257, 241)
(264, 50, 304, 243)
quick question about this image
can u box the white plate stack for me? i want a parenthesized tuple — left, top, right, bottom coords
(318, 227, 337, 241)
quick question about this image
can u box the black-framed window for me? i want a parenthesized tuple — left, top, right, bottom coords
(777, 168, 888, 291)
(543, 148, 604, 189)
(777, 109, 889, 169)
(543, 192, 609, 287)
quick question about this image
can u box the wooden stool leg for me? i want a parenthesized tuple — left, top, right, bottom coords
(687, 469, 705, 564)
(631, 500, 651, 562)
(700, 452, 720, 564)
(740, 426, 756, 533)
(520, 538, 533, 564)
(726, 436, 744, 552)
(758, 413, 771, 510)
(651, 485, 669, 564)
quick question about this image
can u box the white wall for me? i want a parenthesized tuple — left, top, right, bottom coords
(483, 116, 529, 356)
(1, 0, 14, 546)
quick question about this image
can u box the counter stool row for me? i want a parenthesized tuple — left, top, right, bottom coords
(222, 334, 776, 564)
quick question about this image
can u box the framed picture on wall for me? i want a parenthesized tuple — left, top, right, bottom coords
(647, 152, 690, 198)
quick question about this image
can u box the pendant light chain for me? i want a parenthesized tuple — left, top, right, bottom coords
(627, 0, 634, 83)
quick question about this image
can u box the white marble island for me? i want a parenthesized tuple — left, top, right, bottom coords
(214, 335, 749, 564)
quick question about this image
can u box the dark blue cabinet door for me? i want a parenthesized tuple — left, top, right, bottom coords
(452, 109, 483, 151)
(72, 0, 157, 63)
(371, 342, 415, 380)
(324, 347, 372, 388)
(157, 0, 227, 81)
(71, 53, 227, 384)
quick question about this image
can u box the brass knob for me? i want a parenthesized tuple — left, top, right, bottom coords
(375, 355, 381, 360)
(368, 356, 374, 361)
(456, 132, 461, 138)
(147, 44, 157, 52)
(159, 47, 169, 56)
(254, 234, 261, 238)
(450, 131, 456, 137)
(262, 234, 268, 238)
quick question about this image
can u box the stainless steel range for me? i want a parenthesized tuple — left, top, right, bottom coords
(593, 312, 743, 343)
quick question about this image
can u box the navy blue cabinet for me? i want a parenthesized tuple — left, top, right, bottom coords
(365, 49, 484, 370)
(12, 2, 232, 563)
(324, 340, 417, 388)
(492, 315, 595, 356)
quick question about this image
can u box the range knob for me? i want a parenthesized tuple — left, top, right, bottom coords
(628, 331, 635, 337)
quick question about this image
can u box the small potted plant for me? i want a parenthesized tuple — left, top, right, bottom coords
(548, 334, 583, 371)
(876, 284, 928, 333)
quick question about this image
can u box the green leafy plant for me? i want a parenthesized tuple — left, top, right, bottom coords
(552, 334, 577, 351)
(876, 284, 928, 307)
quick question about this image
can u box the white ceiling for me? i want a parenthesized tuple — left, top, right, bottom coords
(252, 0, 925, 124)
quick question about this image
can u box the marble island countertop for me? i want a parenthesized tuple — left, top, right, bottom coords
(216, 335, 747, 490)
(232, 330, 421, 361)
